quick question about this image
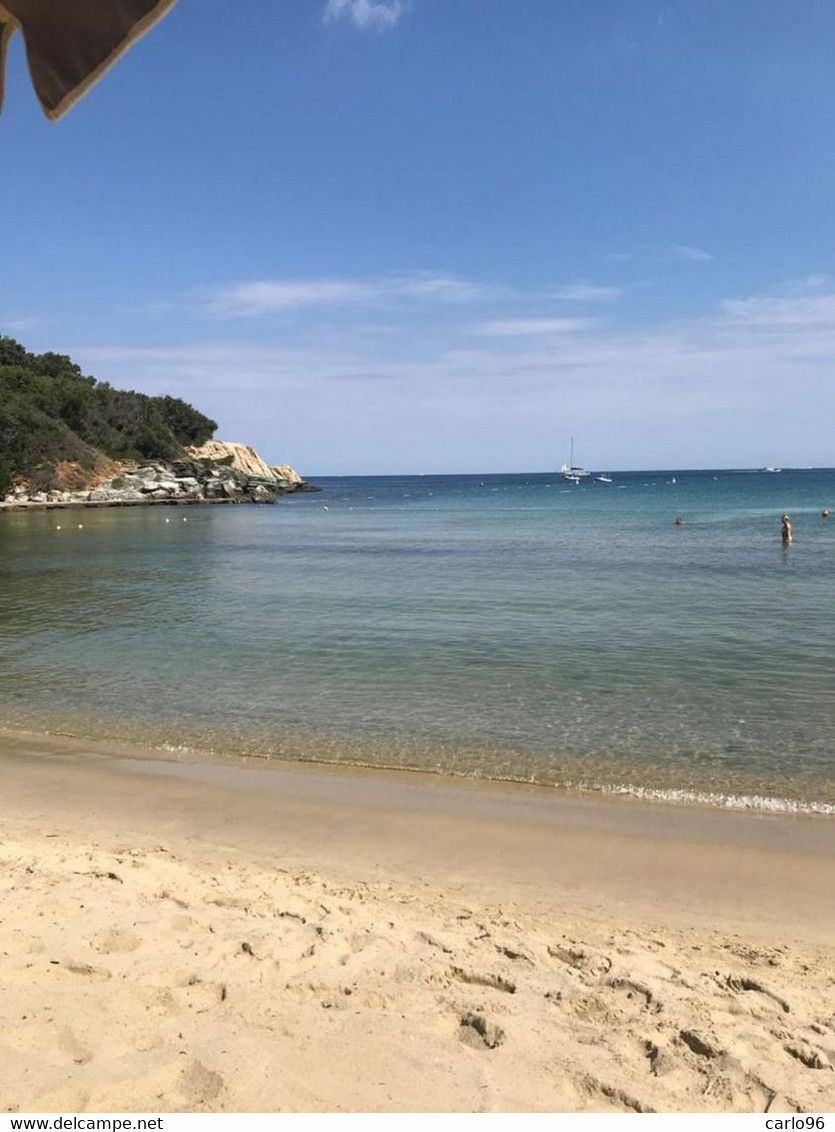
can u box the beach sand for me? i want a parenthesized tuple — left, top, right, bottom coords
(1, 730, 833, 1114)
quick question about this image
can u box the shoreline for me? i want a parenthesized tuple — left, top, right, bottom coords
(2, 725, 834, 932)
(0, 497, 276, 513)
(2, 729, 834, 1112)
(2, 720, 833, 819)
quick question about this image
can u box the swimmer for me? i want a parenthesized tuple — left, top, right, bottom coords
(781, 513, 792, 545)
(822, 508, 830, 519)
(674, 515, 685, 526)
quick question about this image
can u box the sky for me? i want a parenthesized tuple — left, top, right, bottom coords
(3, 0, 835, 474)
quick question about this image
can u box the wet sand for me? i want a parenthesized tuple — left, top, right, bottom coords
(1, 730, 833, 1113)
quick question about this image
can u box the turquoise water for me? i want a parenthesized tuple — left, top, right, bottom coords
(1, 469, 834, 811)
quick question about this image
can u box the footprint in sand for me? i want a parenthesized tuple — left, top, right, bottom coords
(178, 1060, 225, 1107)
(719, 974, 791, 1015)
(89, 927, 141, 954)
(605, 977, 663, 1015)
(784, 1043, 831, 1070)
(581, 1076, 655, 1113)
(451, 967, 516, 995)
(548, 943, 612, 976)
(459, 1012, 505, 1050)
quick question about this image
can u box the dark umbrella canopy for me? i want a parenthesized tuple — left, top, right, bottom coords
(0, 0, 177, 120)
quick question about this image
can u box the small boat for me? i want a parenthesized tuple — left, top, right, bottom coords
(594, 474, 613, 483)
(761, 466, 782, 473)
(560, 437, 590, 482)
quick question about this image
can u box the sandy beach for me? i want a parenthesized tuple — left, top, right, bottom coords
(1, 730, 833, 1114)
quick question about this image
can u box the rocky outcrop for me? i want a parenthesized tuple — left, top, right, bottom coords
(186, 441, 292, 482)
(2, 441, 319, 509)
(271, 463, 304, 485)
(88, 457, 305, 505)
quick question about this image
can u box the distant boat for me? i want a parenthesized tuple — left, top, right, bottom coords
(560, 437, 590, 482)
(594, 474, 613, 483)
(761, 466, 782, 473)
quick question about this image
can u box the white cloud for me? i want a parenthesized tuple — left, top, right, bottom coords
(671, 244, 714, 262)
(468, 318, 592, 337)
(550, 282, 623, 302)
(722, 292, 835, 327)
(74, 279, 835, 473)
(793, 273, 830, 292)
(207, 274, 484, 317)
(323, 0, 406, 31)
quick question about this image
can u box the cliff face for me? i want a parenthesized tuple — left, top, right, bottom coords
(186, 441, 302, 484)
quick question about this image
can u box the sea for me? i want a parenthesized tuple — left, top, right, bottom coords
(1, 469, 834, 814)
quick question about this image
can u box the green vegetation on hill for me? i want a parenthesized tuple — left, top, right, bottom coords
(0, 336, 217, 494)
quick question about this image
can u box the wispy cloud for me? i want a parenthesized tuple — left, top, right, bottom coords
(550, 281, 623, 302)
(207, 274, 485, 317)
(1, 316, 42, 333)
(77, 279, 835, 472)
(671, 244, 714, 263)
(783, 273, 831, 295)
(323, 0, 407, 31)
(723, 292, 835, 327)
(467, 318, 592, 337)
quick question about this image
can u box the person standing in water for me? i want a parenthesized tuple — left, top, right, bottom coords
(781, 513, 792, 545)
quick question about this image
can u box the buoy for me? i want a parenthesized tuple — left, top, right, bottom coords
(56, 525, 61, 530)
(165, 518, 170, 523)
(77, 523, 83, 529)
(182, 517, 188, 522)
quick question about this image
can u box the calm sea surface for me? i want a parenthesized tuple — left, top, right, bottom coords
(1, 469, 834, 812)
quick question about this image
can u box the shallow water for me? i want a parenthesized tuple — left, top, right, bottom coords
(1, 469, 834, 811)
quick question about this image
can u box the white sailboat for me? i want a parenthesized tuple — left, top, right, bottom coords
(560, 437, 590, 482)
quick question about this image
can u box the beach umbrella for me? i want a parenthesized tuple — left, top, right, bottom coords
(0, 0, 177, 120)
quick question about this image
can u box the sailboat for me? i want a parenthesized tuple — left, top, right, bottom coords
(560, 437, 590, 482)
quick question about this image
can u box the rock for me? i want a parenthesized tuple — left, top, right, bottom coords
(88, 487, 145, 502)
(271, 462, 304, 485)
(186, 440, 278, 480)
(131, 466, 160, 482)
(75, 440, 314, 506)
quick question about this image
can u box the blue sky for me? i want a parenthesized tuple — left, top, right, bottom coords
(3, 0, 835, 473)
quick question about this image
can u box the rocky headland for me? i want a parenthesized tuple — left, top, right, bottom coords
(1, 441, 318, 511)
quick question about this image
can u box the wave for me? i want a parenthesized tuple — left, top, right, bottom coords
(591, 782, 835, 815)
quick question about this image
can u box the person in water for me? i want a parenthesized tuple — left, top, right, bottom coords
(781, 513, 792, 545)
(822, 508, 830, 519)
(674, 515, 685, 526)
